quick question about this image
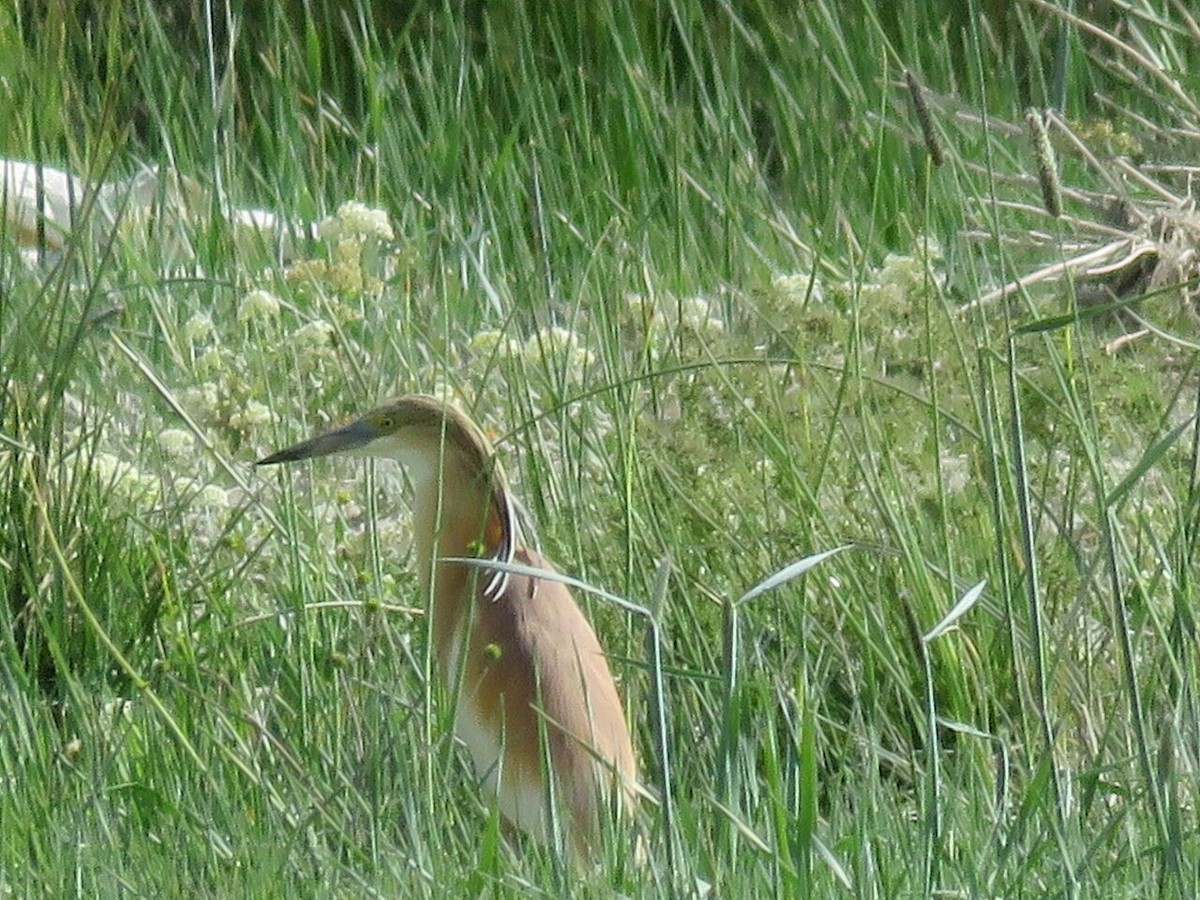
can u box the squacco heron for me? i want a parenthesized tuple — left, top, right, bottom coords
(258, 394, 638, 857)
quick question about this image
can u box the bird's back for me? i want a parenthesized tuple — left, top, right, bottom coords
(451, 547, 637, 855)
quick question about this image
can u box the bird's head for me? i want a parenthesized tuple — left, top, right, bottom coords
(257, 394, 518, 597)
(257, 394, 496, 471)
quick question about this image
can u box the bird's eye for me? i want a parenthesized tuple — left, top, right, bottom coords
(377, 415, 394, 429)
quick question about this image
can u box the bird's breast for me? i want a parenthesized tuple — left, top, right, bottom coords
(453, 669, 548, 837)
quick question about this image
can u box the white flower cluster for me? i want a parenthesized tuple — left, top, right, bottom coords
(523, 325, 596, 370)
(180, 383, 220, 419)
(468, 325, 596, 376)
(675, 295, 725, 335)
(292, 319, 336, 355)
(229, 400, 273, 431)
(92, 452, 159, 504)
(158, 428, 196, 459)
(468, 329, 524, 360)
(318, 201, 394, 242)
(877, 252, 929, 290)
(195, 482, 232, 511)
(771, 271, 825, 306)
(184, 312, 216, 345)
(626, 292, 725, 335)
(237, 289, 282, 323)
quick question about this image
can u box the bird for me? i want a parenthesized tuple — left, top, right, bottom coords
(257, 394, 638, 858)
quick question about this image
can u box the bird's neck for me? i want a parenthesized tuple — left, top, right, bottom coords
(406, 455, 503, 682)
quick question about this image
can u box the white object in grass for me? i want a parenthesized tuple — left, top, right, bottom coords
(2, 158, 317, 262)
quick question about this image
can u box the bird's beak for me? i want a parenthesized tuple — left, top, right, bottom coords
(257, 419, 378, 466)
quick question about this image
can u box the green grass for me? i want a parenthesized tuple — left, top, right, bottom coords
(3, 0, 1199, 896)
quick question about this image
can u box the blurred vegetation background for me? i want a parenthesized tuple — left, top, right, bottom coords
(2, 0, 1198, 896)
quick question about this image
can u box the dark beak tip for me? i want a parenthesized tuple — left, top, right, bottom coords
(256, 449, 292, 466)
